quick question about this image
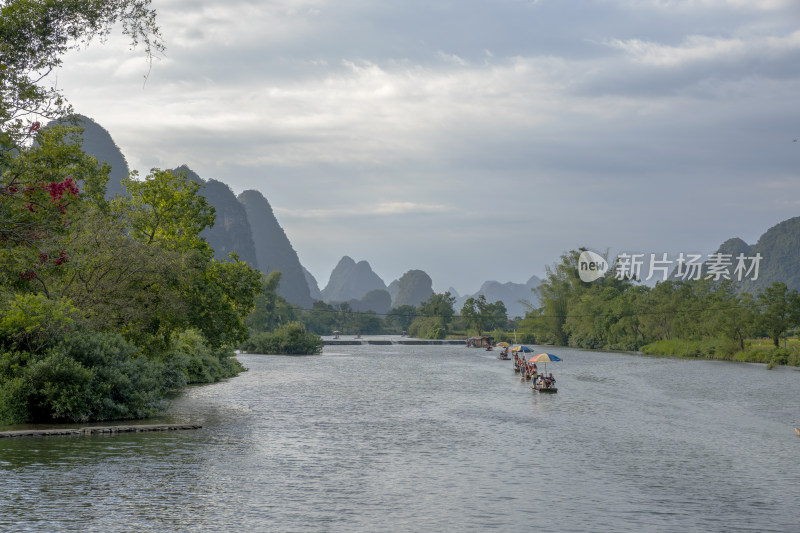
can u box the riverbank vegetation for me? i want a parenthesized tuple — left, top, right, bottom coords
(0, 132, 263, 424)
(523, 250, 800, 368)
(0, 1, 266, 425)
(242, 322, 324, 356)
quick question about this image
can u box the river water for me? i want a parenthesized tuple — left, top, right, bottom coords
(2, 341, 799, 532)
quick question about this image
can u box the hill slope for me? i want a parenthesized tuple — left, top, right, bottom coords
(238, 189, 313, 308)
(46, 114, 130, 199)
(321, 256, 387, 302)
(390, 270, 434, 308)
(172, 165, 259, 269)
(739, 216, 800, 294)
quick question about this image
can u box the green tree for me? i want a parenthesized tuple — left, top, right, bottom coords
(461, 295, 508, 335)
(0, 293, 81, 353)
(334, 302, 353, 334)
(418, 291, 455, 328)
(245, 271, 298, 334)
(184, 255, 261, 348)
(2, 0, 160, 259)
(352, 311, 383, 335)
(121, 168, 215, 253)
(301, 301, 339, 335)
(407, 316, 447, 339)
(410, 291, 455, 339)
(386, 304, 417, 333)
(0, 0, 268, 424)
(605, 284, 647, 349)
(117, 168, 259, 348)
(724, 291, 757, 351)
(535, 250, 585, 345)
(756, 282, 800, 347)
(50, 203, 185, 341)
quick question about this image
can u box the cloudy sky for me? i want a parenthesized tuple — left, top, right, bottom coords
(58, 0, 800, 294)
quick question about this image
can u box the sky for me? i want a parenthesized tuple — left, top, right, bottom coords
(56, 0, 800, 295)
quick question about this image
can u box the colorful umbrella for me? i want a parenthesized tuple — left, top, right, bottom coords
(511, 345, 533, 353)
(496, 341, 510, 348)
(530, 353, 562, 362)
(530, 352, 561, 375)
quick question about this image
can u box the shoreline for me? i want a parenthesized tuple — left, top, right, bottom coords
(0, 423, 203, 439)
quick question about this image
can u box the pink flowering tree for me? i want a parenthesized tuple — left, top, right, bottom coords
(0, 126, 111, 295)
(1, 1, 162, 294)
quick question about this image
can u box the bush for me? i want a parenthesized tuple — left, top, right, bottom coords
(640, 337, 800, 369)
(60, 330, 169, 420)
(640, 338, 740, 359)
(765, 348, 797, 369)
(242, 322, 323, 355)
(0, 330, 169, 424)
(0, 294, 81, 353)
(162, 329, 245, 384)
(407, 317, 447, 339)
(0, 364, 34, 425)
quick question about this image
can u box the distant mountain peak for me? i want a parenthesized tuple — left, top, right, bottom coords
(392, 270, 434, 308)
(46, 114, 130, 200)
(453, 277, 540, 319)
(738, 216, 800, 293)
(321, 256, 386, 302)
(173, 164, 206, 185)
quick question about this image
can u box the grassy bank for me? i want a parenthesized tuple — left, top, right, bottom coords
(640, 338, 800, 369)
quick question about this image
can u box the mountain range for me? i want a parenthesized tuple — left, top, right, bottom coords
(61, 115, 800, 315)
(454, 277, 541, 319)
(711, 217, 800, 294)
(62, 115, 545, 316)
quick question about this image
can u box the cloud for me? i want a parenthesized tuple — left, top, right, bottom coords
(276, 201, 453, 219)
(159, 0, 327, 48)
(436, 51, 469, 66)
(607, 31, 800, 67)
(50, 0, 800, 291)
(64, 52, 573, 175)
(628, 0, 796, 10)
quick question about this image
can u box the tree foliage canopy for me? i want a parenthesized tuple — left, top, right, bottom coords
(0, 0, 162, 149)
(528, 249, 800, 358)
(0, 1, 275, 425)
(461, 295, 507, 335)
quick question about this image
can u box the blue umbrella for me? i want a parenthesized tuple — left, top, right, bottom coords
(511, 345, 533, 353)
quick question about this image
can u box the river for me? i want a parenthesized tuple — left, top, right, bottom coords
(2, 341, 799, 532)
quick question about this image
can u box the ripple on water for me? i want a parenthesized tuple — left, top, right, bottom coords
(1, 345, 799, 532)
